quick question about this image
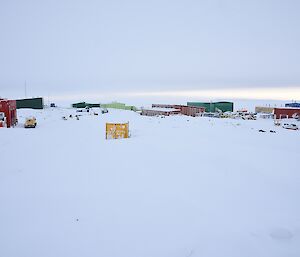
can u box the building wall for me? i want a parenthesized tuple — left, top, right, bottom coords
(141, 109, 170, 116)
(72, 102, 100, 108)
(274, 108, 300, 119)
(100, 102, 126, 109)
(125, 106, 138, 111)
(255, 106, 274, 113)
(285, 103, 300, 108)
(142, 105, 205, 117)
(151, 104, 205, 116)
(141, 109, 181, 116)
(0, 100, 17, 127)
(187, 101, 233, 112)
(152, 104, 176, 108)
(215, 102, 234, 112)
(187, 102, 211, 111)
(100, 102, 138, 111)
(180, 106, 205, 116)
(16, 97, 44, 109)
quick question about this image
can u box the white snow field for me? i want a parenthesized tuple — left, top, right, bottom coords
(1, 107, 300, 257)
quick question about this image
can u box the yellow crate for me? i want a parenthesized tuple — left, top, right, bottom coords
(106, 122, 129, 139)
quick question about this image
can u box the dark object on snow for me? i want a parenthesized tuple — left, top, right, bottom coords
(259, 129, 266, 132)
(101, 108, 108, 114)
(270, 130, 276, 133)
(50, 103, 56, 107)
(69, 114, 73, 118)
(94, 112, 99, 115)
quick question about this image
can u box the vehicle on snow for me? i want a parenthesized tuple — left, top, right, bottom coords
(24, 117, 37, 128)
(282, 123, 298, 130)
(101, 108, 108, 114)
(76, 106, 90, 112)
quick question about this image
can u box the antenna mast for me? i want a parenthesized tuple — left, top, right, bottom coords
(25, 80, 27, 98)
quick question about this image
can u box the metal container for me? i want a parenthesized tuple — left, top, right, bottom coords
(0, 99, 17, 128)
(106, 123, 129, 139)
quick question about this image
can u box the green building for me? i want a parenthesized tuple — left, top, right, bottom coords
(187, 101, 234, 112)
(71, 101, 138, 111)
(100, 102, 138, 111)
(72, 102, 100, 108)
(16, 97, 44, 109)
(100, 102, 126, 109)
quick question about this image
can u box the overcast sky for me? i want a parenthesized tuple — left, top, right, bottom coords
(1, 0, 300, 99)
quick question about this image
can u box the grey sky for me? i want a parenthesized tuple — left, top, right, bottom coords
(1, 0, 300, 97)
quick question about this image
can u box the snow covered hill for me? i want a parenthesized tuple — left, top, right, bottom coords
(1, 108, 300, 257)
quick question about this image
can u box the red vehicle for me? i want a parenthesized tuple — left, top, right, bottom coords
(0, 99, 17, 128)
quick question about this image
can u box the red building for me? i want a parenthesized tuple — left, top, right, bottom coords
(274, 107, 300, 119)
(179, 105, 205, 117)
(0, 99, 17, 128)
(141, 108, 181, 116)
(151, 104, 205, 117)
(152, 104, 176, 109)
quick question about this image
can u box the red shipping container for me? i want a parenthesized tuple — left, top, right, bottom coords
(0, 99, 17, 128)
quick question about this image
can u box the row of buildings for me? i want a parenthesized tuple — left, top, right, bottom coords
(70, 100, 300, 119)
(141, 104, 206, 117)
(255, 103, 300, 119)
(141, 101, 300, 119)
(1, 97, 300, 127)
(72, 101, 138, 111)
(141, 101, 234, 117)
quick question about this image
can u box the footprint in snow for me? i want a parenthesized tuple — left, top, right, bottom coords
(270, 228, 293, 240)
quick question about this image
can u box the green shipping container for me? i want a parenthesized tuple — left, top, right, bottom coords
(16, 97, 44, 109)
(187, 101, 233, 112)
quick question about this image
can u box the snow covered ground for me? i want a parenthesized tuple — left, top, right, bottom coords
(1, 107, 300, 257)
